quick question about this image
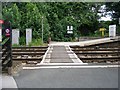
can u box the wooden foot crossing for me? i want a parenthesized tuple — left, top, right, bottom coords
(50, 46, 73, 63)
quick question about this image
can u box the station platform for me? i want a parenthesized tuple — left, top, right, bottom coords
(49, 36, 119, 46)
(1, 37, 119, 89)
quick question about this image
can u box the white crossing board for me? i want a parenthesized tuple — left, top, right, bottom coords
(109, 25, 116, 37)
(0, 29, 2, 42)
(12, 29, 19, 45)
(26, 28, 32, 45)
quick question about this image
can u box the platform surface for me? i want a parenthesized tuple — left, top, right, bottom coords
(49, 37, 119, 46)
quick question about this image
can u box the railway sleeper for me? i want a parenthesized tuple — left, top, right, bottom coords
(12, 49, 47, 52)
(82, 60, 119, 63)
(12, 52, 45, 55)
(79, 57, 120, 60)
(76, 54, 119, 57)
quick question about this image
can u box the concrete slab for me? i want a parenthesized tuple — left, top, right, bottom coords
(0, 74, 1, 90)
(1, 74, 17, 88)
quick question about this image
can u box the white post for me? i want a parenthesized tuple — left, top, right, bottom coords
(0, 28, 2, 42)
(109, 25, 116, 37)
(12, 29, 19, 45)
(119, 18, 120, 24)
(26, 28, 32, 45)
(42, 16, 43, 43)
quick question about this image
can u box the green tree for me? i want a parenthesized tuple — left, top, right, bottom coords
(2, 2, 104, 42)
(3, 3, 21, 28)
(106, 2, 120, 35)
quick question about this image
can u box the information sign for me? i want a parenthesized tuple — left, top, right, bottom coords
(109, 25, 116, 37)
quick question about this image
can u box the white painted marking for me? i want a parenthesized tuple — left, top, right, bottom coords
(38, 45, 53, 64)
(42, 59, 51, 63)
(37, 63, 88, 66)
(67, 46, 83, 63)
(48, 51, 53, 53)
(45, 54, 51, 58)
(23, 65, 119, 69)
(0, 29, 2, 42)
(40, 46, 50, 64)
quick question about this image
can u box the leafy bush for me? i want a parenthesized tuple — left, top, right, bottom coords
(19, 36, 26, 45)
(94, 30, 101, 37)
(28, 38, 43, 46)
(12, 44, 20, 47)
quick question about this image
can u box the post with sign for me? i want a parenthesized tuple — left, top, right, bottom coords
(0, 28, 1, 42)
(0, 20, 4, 42)
(2, 20, 12, 73)
(26, 28, 32, 45)
(12, 29, 20, 45)
(4, 20, 12, 63)
(118, 18, 120, 25)
(109, 25, 116, 37)
(67, 26, 73, 34)
(99, 28, 106, 37)
(5, 28, 11, 37)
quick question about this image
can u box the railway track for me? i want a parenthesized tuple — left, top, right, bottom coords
(70, 41, 120, 63)
(8, 46, 48, 64)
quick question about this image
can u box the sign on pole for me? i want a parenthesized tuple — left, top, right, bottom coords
(109, 25, 116, 37)
(0, 20, 4, 24)
(67, 26, 69, 31)
(70, 26, 73, 30)
(99, 28, 106, 37)
(5, 29, 10, 37)
(67, 26, 73, 34)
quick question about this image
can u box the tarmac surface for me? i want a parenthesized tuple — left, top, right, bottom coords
(14, 67, 118, 88)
